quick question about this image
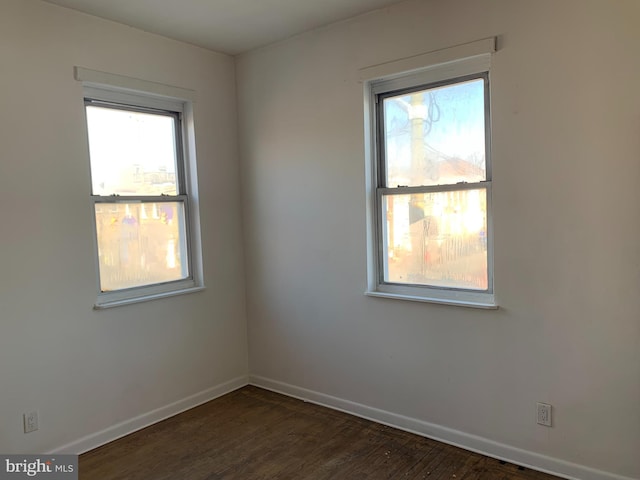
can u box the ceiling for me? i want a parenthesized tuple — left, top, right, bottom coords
(42, 0, 403, 55)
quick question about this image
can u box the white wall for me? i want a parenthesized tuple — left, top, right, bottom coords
(237, 0, 640, 478)
(0, 0, 247, 454)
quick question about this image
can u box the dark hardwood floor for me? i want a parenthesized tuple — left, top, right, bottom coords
(80, 386, 563, 479)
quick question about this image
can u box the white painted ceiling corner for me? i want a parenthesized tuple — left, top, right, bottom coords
(41, 0, 403, 55)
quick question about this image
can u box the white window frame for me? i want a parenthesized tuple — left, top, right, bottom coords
(75, 67, 204, 309)
(361, 39, 497, 309)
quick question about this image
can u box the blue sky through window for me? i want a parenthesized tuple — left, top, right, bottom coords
(384, 78, 486, 174)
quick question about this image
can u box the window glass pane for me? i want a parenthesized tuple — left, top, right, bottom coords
(382, 189, 488, 290)
(383, 78, 486, 187)
(94, 202, 189, 291)
(86, 105, 179, 196)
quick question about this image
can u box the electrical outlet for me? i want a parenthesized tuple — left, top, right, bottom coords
(23, 411, 38, 433)
(536, 402, 552, 427)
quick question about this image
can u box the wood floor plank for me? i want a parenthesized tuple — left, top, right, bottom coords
(79, 386, 563, 480)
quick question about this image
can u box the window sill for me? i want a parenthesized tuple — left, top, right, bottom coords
(94, 286, 205, 310)
(365, 290, 498, 309)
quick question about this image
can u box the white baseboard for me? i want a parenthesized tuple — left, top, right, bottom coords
(50, 375, 249, 455)
(249, 375, 635, 480)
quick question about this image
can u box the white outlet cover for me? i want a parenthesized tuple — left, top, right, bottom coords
(536, 402, 552, 427)
(23, 411, 39, 433)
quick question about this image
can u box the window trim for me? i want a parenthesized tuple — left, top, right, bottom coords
(361, 40, 497, 309)
(76, 67, 205, 309)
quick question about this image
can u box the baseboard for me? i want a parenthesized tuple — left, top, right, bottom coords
(249, 375, 635, 480)
(50, 375, 249, 455)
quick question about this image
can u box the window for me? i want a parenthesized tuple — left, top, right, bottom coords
(76, 68, 203, 308)
(363, 41, 496, 307)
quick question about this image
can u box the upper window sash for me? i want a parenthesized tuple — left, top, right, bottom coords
(375, 72, 491, 191)
(84, 99, 186, 198)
